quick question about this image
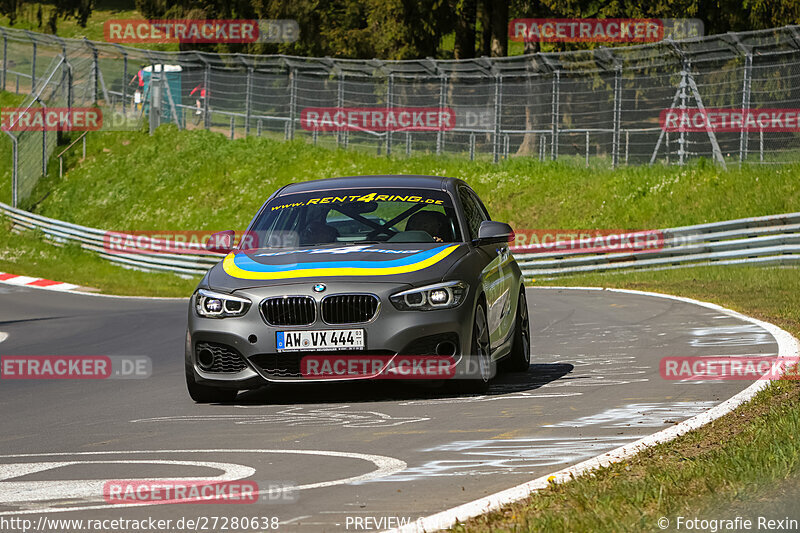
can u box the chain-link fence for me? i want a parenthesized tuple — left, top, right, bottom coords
(4, 25, 800, 206)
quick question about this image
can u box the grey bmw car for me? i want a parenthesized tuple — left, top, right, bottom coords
(186, 175, 530, 402)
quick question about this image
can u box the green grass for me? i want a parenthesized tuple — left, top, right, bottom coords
(12, 123, 800, 233)
(456, 265, 800, 532)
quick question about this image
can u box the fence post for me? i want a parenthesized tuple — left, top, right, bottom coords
(469, 132, 475, 161)
(31, 38, 37, 91)
(1, 28, 7, 92)
(40, 100, 47, 177)
(337, 72, 344, 147)
(492, 75, 502, 163)
(585, 130, 590, 167)
(245, 66, 253, 136)
(11, 136, 18, 207)
(550, 70, 560, 160)
(83, 38, 99, 103)
(288, 67, 297, 140)
(202, 60, 210, 129)
(436, 73, 446, 155)
(405, 132, 411, 156)
(678, 62, 687, 165)
(612, 67, 621, 168)
(230, 116, 235, 140)
(739, 51, 752, 164)
(386, 73, 393, 156)
(121, 49, 128, 115)
(625, 130, 630, 165)
(148, 71, 161, 135)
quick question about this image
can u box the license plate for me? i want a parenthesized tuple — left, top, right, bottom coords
(276, 329, 365, 352)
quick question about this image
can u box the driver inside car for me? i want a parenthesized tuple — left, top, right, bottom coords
(405, 210, 453, 243)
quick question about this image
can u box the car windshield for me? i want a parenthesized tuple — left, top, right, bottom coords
(247, 188, 462, 248)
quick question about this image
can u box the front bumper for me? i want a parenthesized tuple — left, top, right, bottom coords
(186, 281, 475, 386)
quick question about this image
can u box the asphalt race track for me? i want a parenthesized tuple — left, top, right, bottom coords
(0, 285, 780, 532)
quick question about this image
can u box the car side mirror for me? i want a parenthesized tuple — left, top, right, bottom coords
(475, 221, 514, 245)
(206, 230, 236, 254)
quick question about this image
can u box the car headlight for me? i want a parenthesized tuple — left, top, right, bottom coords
(390, 281, 468, 311)
(194, 289, 251, 318)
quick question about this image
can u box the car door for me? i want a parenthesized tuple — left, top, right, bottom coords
(458, 186, 512, 350)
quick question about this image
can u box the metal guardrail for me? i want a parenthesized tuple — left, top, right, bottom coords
(1, 202, 799, 279)
(515, 212, 800, 278)
(0, 202, 218, 276)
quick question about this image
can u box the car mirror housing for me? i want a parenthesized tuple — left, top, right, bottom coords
(206, 230, 236, 254)
(475, 221, 514, 245)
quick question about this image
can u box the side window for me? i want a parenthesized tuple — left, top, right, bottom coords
(458, 187, 488, 240)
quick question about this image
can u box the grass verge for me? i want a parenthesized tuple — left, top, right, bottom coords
(453, 265, 800, 532)
(12, 124, 800, 232)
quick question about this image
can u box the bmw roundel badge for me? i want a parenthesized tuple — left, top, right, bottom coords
(313, 283, 326, 293)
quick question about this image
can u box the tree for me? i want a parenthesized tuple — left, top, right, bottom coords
(452, 0, 477, 59)
(0, 0, 20, 25)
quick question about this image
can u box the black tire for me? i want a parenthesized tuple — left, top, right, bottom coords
(500, 288, 531, 373)
(185, 370, 238, 403)
(454, 302, 493, 393)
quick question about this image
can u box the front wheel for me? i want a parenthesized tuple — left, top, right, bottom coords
(454, 302, 493, 393)
(500, 288, 531, 373)
(185, 369, 238, 403)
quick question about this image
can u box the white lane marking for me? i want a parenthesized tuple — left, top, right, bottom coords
(689, 324, 775, 347)
(362, 436, 637, 482)
(132, 406, 429, 428)
(0, 449, 406, 516)
(0, 332, 7, 344)
(0, 459, 254, 504)
(391, 286, 800, 533)
(542, 401, 718, 428)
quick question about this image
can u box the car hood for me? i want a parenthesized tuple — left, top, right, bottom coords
(206, 242, 469, 291)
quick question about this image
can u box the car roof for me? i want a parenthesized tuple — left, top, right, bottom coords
(276, 175, 466, 195)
